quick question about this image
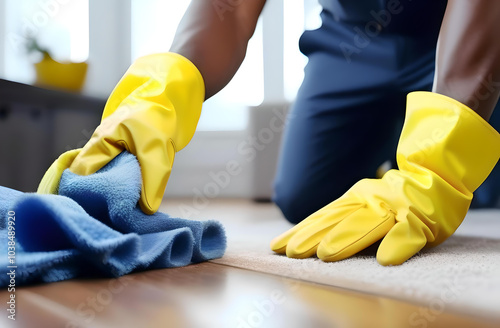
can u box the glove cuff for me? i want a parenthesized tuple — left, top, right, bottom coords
(102, 52, 206, 151)
(401, 91, 500, 193)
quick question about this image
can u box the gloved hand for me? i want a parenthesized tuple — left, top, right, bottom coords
(38, 53, 205, 214)
(271, 92, 500, 265)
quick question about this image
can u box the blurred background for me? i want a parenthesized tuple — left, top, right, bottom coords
(0, 0, 321, 200)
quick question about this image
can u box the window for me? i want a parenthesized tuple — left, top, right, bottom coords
(0, 0, 322, 130)
(131, 0, 263, 131)
(283, 0, 322, 101)
(3, 0, 89, 84)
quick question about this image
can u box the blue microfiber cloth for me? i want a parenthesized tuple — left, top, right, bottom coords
(0, 152, 226, 286)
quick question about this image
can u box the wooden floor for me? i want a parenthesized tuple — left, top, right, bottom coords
(1, 261, 498, 328)
(2, 199, 499, 328)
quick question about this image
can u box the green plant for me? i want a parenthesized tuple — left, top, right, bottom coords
(25, 36, 52, 60)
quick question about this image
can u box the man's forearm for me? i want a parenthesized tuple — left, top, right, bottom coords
(433, 0, 500, 120)
(170, 0, 266, 99)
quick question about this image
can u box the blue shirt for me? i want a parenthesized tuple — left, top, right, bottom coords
(320, 0, 447, 36)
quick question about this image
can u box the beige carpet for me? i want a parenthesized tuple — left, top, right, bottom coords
(213, 207, 500, 318)
(162, 200, 500, 318)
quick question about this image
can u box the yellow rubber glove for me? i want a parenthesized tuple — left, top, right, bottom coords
(37, 149, 82, 194)
(271, 92, 500, 265)
(38, 53, 205, 214)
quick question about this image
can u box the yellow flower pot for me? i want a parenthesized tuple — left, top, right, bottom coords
(34, 56, 88, 92)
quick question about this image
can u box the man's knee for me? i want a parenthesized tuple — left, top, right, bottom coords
(273, 180, 339, 224)
(273, 185, 311, 224)
(273, 174, 355, 224)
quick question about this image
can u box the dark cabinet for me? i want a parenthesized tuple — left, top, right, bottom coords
(0, 79, 105, 192)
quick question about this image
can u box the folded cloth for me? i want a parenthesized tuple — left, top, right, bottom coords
(0, 152, 226, 286)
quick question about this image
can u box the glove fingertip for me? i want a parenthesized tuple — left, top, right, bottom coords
(139, 196, 158, 215)
(376, 251, 407, 266)
(270, 234, 289, 253)
(286, 246, 317, 259)
(37, 174, 59, 195)
(270, 244, 287, 254)
(376, 221, 428, 266)
(316, 242, 338, 262)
